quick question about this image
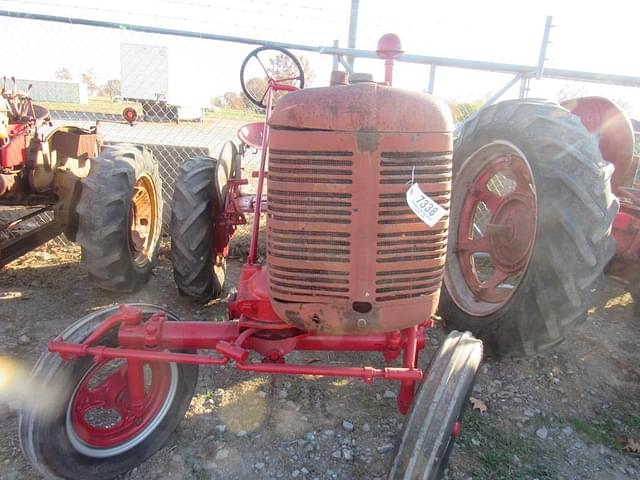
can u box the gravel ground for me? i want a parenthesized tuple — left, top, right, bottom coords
(0, 243, 639, 480)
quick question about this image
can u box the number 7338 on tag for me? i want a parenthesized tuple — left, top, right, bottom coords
(405, 183, 448, 227)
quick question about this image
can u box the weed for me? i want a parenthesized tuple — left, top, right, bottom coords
(568, 403, 640, 449)
(459, 411, 558, 480)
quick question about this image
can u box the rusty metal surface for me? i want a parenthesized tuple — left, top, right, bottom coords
(51, 127, 98, 160)
(269, 82, 452, 134)
(562, 96, 635, 191)
(267, 84, 452, 334)
(0, 215, 62, 267)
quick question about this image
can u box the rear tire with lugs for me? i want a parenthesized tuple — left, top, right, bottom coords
(77, 145, 163, 292)
(170, 156, 226, 302)
(439, 99, 618, 357)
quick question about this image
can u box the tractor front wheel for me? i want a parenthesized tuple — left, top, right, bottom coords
(76, 145, 163, 292)
(19, 305, 198, 480)
(389, 331, 482, 480)
(439, 99, 618, 356)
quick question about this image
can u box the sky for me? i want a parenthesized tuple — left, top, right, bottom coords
(0, 0, 638, 116)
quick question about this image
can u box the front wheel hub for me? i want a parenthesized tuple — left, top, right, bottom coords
(66, 359, 177, 457)
(488, 192, 536, 272)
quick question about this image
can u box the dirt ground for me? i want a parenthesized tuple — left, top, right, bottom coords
(0, 241, 639, 480)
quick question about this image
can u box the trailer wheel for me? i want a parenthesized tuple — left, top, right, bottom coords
(170, 156, 226, 302)
(19, 304, 198, 480)
(77, 145, 163, 292)
(389, 331, 482, 480)
(439, 99, 618, 356)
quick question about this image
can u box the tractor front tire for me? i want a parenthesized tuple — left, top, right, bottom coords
(439, 99, 618, 357)
(19, 305, 198, 480)
(389, 331, 482, 480)
(170, 156, 226, 302)
(77, 145, 163, 292)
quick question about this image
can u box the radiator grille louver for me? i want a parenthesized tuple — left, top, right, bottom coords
(268, 150, 353, 298)
(268, 147, 451, 306)
(374, 152, 451, 302)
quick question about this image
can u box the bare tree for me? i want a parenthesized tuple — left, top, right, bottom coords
(81, 69, 99, 96)
(55, 67, 72, 81)
(100, 79, 121, 99)
(269, 53, 315, 87)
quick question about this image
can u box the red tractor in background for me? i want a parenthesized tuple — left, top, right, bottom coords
(17, 35, 621, 480)
(561, 97, 640, 312)
(0, 80, 163, 291)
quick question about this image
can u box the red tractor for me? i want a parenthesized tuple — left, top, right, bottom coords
(561, 97, 639, 312)
(0, 81, 163, 291)
(17, 36, 615, 479)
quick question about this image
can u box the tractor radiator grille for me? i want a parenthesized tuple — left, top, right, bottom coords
(375, 152, 451, 302)
(268, 149, 353, 299)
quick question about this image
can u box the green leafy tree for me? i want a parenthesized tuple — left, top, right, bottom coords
(448, 99, 483, 123)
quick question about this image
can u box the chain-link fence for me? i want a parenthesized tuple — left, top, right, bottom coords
(2, 2, 640, 252)
(0, 9, 337, 245)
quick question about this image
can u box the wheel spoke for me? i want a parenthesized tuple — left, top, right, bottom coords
(254, 53, 271, 80)
(133, 186, 144, 201)
(473, 187, 502, 211)
(478, 268, 511, 295)
(275, 75, 302, 83)
(259, 88, 269, 104)
(506, 162, 533, 195)
(458, 235, 492, 254)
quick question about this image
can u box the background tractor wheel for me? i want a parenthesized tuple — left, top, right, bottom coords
(77, 145, 163, 292)
(170, 156, 226, 302)
(439, 99, 618, 357)
(389, 331, 482, 480)
(19, 304, 198, 480)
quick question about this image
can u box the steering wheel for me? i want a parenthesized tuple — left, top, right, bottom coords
(240, 46, 305, 110)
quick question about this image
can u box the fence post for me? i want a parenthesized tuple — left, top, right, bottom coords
(427, 65, 436, 94)
(347, 0, 359, 70)
(536, 16, 553, 80)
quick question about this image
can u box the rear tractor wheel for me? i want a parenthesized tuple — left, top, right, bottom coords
(389, 331, 482, 480)
(19, 305, 198, 480)
(170, 154, 233, 302)
(77, 145, 163, 292)
(439, 99, 618, 357)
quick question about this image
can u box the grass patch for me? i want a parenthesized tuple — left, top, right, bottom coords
(38, 96, 263, 122)
(205, 109, 263, 122)
(39, 96, 141, 114)
(459, 411, 559, 480)
(568, 404, 640, 449)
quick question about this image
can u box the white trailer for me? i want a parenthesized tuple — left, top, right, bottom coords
(120, 43, 208, 121)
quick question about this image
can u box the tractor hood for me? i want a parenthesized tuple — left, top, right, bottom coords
(269, 82, 453, 134)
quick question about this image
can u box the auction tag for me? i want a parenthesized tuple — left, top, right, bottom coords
(406, 183, 447, 227)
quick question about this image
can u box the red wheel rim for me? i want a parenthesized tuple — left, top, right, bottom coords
(68, 359, 173, 452)
(447, 143, 537, 315)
